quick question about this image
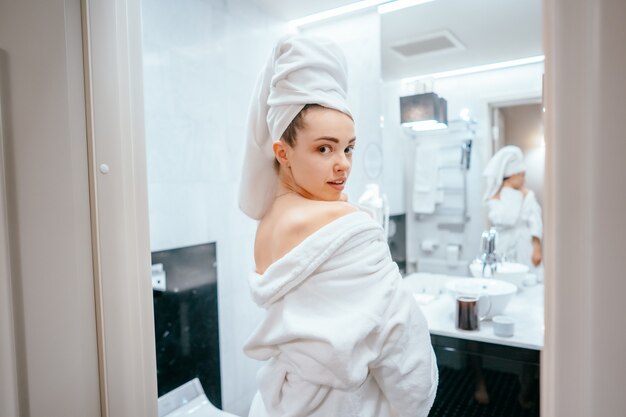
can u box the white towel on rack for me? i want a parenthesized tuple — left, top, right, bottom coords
(413, 144, 440, 214)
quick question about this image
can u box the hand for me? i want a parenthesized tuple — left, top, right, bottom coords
(532, 243, 542, 266)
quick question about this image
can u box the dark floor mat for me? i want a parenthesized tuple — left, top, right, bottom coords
(428, 366, 539, 417)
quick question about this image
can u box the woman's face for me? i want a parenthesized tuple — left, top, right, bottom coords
(284, 106, 355, 201)
(507, 171, 526, 189)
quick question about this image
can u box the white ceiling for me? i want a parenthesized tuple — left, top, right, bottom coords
(249, 0, 358, 21)
(249, 0, 543, 81)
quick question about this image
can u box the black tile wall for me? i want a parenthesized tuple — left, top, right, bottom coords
(151, 242, 221, 408)
(388, 214, 407, 275)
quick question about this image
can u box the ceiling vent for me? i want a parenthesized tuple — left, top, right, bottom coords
(391, 30, 464, 59)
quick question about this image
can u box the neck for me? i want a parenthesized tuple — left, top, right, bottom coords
(275, 187, 295, 199)
(275, 173, 297, 198)
(276, 169, 314, 200)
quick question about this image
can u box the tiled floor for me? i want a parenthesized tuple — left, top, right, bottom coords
(429, 366, 539, 417)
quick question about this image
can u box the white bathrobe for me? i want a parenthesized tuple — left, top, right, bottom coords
(487, 187, 543, 271)
(244, 211, 438, 417)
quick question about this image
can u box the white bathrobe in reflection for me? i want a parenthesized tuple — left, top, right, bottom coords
(244, 211, 438, 417)
(487, 187, 543, 270)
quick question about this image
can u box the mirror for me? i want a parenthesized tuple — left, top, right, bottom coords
(363, 142, 383, 178)
(379, 1, 543, 415)
(379, 0, 544, 275)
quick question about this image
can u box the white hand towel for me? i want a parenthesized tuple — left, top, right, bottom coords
(413, 144, 439, 214)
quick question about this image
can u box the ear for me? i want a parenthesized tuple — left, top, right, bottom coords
(273, 140, 290, 168)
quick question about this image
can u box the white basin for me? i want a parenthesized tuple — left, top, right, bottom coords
(494, 262, 530, 288)
(445, 278, 517, 319)
(469, 261, 532, 289)
(402, 272, 457, 305)
(402, 272, 449, 295)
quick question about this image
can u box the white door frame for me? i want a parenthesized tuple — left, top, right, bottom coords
(81, 0, 157, 415)
(0, 49, 20, 417)
(483, 91, 542, 160)
(542, 0, 626, 415)
(82, 0, 626, 415)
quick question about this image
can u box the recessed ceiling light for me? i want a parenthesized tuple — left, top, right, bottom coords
(289, 0, 436, 27)
(378, 0, 435, 14)
(400, 55, 545, 83)
(289, 0, 388, 28)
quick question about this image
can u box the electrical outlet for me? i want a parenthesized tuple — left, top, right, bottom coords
(151, 263, 166, 292)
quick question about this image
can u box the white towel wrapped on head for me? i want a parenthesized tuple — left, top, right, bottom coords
(482, 145, 527, 201)
(239, 34, 352, 220)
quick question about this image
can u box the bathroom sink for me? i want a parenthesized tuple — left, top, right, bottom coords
(469, 260, 531, 289)
(402, 272, 450, 295)
(401, 272, 454, 305)
(445, 278, 517, 319)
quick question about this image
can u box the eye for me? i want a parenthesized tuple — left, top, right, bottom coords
(345, 146, 355, 155)
(318, 145, 331, 154)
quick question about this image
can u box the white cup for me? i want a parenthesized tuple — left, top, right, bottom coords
(492, 315, 515, 337)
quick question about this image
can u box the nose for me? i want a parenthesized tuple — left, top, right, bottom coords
(334, 152, 351, 173)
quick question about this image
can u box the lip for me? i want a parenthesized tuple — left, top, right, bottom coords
(327, 178, 346, 191)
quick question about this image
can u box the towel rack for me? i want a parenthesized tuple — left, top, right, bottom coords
(411, 119, 477, 223)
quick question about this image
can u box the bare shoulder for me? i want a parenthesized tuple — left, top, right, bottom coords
(277, 199, 358, 243)
(299, 199, 358, 227)
(255, 199, 358, 273)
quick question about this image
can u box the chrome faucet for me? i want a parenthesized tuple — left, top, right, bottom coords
(480, 227, 500, 277)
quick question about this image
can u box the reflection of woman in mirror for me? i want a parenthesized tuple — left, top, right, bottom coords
(478, 146, 543, 409)
(483, 146, 543, 276)
(238, 35, 437, 417)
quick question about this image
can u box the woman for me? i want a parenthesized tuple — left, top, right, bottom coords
(483, 145, 543, 274)
(238, 35, 437, 417)
(482, 146, 543, 408)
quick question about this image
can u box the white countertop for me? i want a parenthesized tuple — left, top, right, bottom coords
(402, 273, 544, 351)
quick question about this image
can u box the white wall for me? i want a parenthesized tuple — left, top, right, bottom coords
(141, 0, 289, 414)
(0, 1, 101, 416)
(382, 63, 543, 273)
